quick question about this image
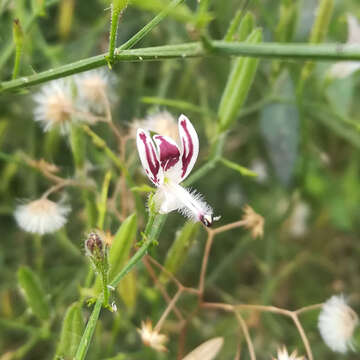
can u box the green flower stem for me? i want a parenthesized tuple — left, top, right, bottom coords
(2, 41, 360, 93)
(74, 212, 166, 360)
(74, 296, 103, 360)
(109, 213, 166, 288)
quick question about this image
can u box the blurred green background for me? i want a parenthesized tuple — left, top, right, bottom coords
(1, 0, 360, 359)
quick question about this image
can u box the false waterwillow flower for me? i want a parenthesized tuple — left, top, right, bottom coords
(132, 111, 179, 141)
(272, 346, 304, 360)
(329, 15, 360, 79)
(136, 114, 217, 227)
(14, 198, 70, 235)
(137, 320, 168, 352)
(318, 294, 359, 353)
(33, 79, 74, 134)
(75, 69, 114, 113)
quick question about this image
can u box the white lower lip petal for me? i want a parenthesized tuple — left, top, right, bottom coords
(162, 182, 213, 225)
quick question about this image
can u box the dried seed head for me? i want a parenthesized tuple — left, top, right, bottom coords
(137, 320, 168, 353)
(241, 205, 264, 239)
(273, 346, 304, 360)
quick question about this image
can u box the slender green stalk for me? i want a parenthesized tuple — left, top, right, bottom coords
(118, 0, 185, 52)
(74, 212, 166, 360)
(108, 0, 128, 65)
(74, 297, 103, 360)
(2, 42, 360, 93)
(110, 213, 166, 288)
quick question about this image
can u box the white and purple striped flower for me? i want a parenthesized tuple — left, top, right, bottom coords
(136, 114, 217, 227)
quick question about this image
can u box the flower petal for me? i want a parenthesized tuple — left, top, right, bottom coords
(153, 135, 181, 172)
(178, 114, 199, 181)
(153, 187, 182, 214)
(137, 129, 163, 185)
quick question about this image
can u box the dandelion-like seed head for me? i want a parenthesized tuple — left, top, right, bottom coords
(241, 205, 264, 239)
(76, 69, 113, 112)
(137, 320, 168, 353)
(132, 111, 179, 141)
(14, 198, 70, 235)
(33, 79, 74, 134)
(273, 346, 304, 360)
(318, 294, 359, 353)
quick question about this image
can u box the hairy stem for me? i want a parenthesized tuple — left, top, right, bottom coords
(2, 42, 360, 93)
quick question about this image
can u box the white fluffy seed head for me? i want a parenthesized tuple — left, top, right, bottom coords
(318, 294, 359, 353)
(75, 69, 114, 113)
(131, 111, 179, 141)
(33, 79, 74, 134)
(14, 198, 70, 235)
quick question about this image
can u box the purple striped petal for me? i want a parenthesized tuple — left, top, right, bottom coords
(153, 135, 181, 172)
(178, 114, 199, 181)
(136, 129, 163, 186)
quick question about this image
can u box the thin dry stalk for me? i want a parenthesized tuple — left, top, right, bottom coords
(234, 311, 256, 360)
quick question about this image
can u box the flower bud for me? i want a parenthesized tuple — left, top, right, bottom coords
(85, 232, 104, 260)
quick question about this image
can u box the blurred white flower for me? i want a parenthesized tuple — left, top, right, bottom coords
(137, 114, 218, 227)
(329, 15, 360, 79)
(14, 198, 70, 235)
(272, 346, 304, 360)
(288, 201, 311, 238)
(33, 79, 74, 134)
(132, 111, 179, 141)
(137, 320, 168, 352)
(250, 158, 268, 184)
(75, 69, 114, 113)
(318, 294, 359, 353)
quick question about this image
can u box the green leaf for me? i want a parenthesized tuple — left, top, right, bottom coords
(218, 28, 262, 133)
(56, 302, 84, 359)
(159, 222, 200, 284)
(108, 213, 137, 283)
(224, 11, 255, 42)
(118, 269, 137, 314)
(260, 71, 299, 186)
(220, 157, 257, 177)
(17, 266, 50, 321)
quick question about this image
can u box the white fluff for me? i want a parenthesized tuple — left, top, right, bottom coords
(318, 294, 359, 353)
(33, 79, 74, 134)
(14, 198, 70, 235)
